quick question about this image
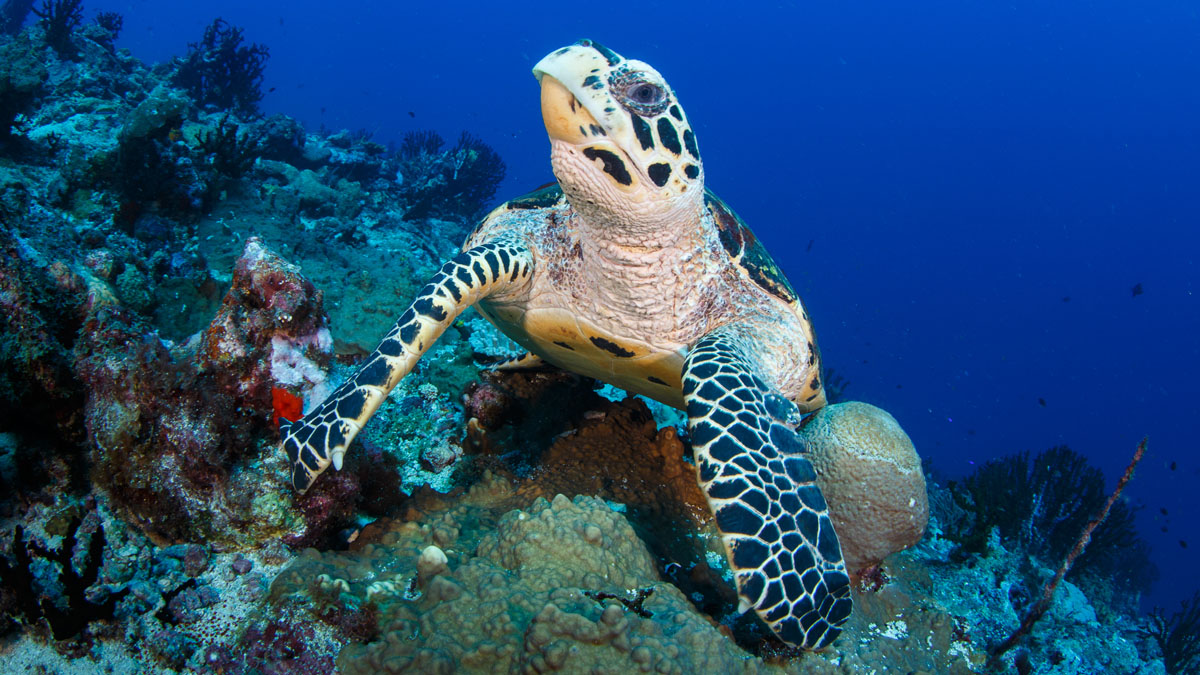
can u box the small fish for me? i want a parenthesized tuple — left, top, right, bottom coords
(1171, 461, 1178, 471)
(1038, 398, 1046, 407)
(268, 87, 276, 93)
(1062, 296, 1070, 302)
(1161, 507, 1169, 516)
(1162, 526, 1169, 533)
(1181, 540, 1189, 549)
(1131, 282, 1143, 298)
(408, 111, 416, 118)
(806, 239, 814, 252)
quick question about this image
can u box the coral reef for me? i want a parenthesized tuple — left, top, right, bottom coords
(0, 506, 125, 648)
(990, 438, 1146, 664)
(107, 84, 203, 218)
(925, 526, 1156, 674)
(392, 130, 507, 222)
(463, 315, 524, 362)
(798, 401, 928, 576)
(0, 9, 1172, 674)
(0, 228, 88, 463)
(92, 11, 120, 47)
(197, 113, 262, 180)
(941, 444, 1154, 601)
(0, 29, 48, 148)
(199, 237, 331, 409)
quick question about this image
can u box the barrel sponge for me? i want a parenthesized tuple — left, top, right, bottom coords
(798, 401, 928, 573)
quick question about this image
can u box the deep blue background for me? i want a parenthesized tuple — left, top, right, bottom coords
(86, 0, 1198, 610)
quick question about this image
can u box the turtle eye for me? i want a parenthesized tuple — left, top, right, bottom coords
(611, 71, 671, 116)
(628, 83, 664, 106)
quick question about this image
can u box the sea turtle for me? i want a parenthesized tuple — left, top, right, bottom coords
(281, 40, 852, 649)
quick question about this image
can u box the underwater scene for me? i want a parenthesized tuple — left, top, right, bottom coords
(0, 0, 1197, 673)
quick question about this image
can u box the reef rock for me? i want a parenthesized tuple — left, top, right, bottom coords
(0, 228, 88, 457)
(200, 236, 332, 409)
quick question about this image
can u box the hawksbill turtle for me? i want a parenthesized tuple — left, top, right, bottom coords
(281, 40, 853, 649)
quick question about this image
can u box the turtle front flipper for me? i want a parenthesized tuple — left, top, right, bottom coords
(281, 240, 533, 493)
(683, 325, 852, 649)
(494, 351, 547, 370)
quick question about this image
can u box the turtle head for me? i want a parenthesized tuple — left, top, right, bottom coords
(534, 41, 703, 234)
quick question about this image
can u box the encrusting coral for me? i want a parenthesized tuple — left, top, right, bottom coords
(269, 471, 980, 674)
(797, 401, 929, 576)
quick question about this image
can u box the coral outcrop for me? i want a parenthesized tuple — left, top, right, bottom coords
(0, 29, 48, 148)
(79, 237, 333, 546)
(797, 401, 928, 576)
(199, 236, 332, 410)
(941, 444, 1152, 601)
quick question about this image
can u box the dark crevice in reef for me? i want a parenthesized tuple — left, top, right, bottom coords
(0, 513, 127, 647)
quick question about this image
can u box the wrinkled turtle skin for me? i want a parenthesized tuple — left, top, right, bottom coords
(281, 40, 851, 649)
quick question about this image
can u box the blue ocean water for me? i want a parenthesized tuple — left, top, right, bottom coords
(89, 0, 1198, 612)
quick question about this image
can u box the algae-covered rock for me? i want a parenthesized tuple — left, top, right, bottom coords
(78, 238, 340, 547)
(121, 84, 190, 140)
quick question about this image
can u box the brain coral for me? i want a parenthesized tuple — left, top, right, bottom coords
(272, 475, 779, 674)
(797, 401, 929, 575)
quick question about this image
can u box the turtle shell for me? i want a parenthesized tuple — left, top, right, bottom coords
(466, 182, 566, 243)
(704, 189, 799, 305)
(503, 182, 565, 210)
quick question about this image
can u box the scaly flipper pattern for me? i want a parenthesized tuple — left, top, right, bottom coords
(281, 240, 533, 492)
(682, 325, 852, 649)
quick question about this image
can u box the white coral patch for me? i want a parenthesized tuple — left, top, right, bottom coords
(269, 333, 333, 411)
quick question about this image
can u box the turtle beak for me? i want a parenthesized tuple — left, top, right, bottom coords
(534, 44, 616, 145)
(536, 73, 600, 145)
